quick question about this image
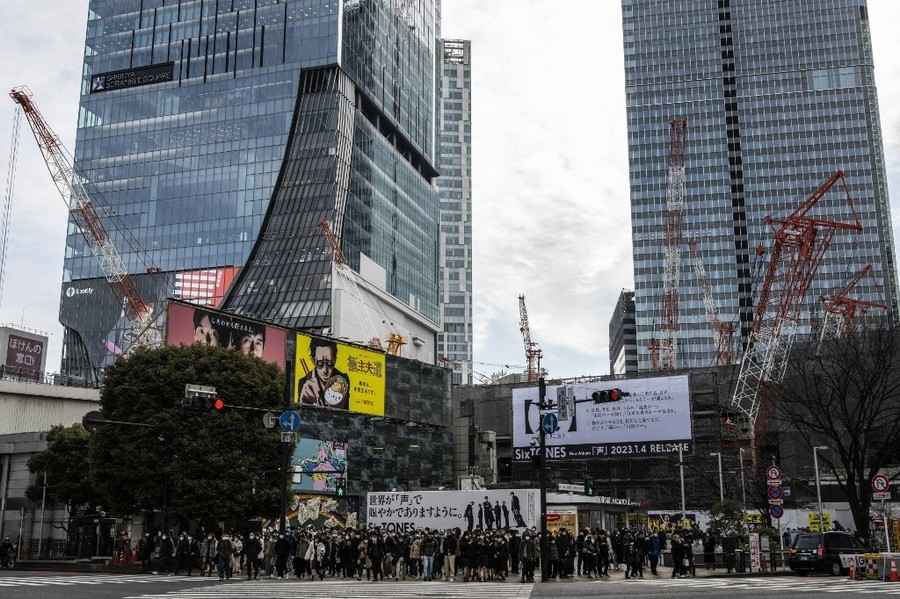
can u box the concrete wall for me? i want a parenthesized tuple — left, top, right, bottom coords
(0, 380, 100, 435)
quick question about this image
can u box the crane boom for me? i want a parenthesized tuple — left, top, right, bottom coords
(817, 264, 886, 348)
(10, 86, 150, 321)
(689, 240, 735, 366)
(518, 294, 542, 382)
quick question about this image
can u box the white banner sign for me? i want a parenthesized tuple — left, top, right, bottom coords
(512, 375, 693, 460)
(366, 489, 539, 533)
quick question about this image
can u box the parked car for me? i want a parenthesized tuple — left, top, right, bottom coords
(788, 531, 867, 576)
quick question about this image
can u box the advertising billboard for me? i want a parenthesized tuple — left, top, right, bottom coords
(512, 374, 692, 461)
(4, 334, 46, 379)
(165, 300, 287, 367)
(366, 489, 539, 533)
(288, 494, 357, 529)
(291, 438, 348, 494)
(546, 506, 578, 535)
(294, 332, 385, 416)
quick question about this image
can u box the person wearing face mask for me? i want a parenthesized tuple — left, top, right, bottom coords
(159, 533, 175, 575)
(216, 534, 233, 580)
(245, 532, 262, 580)
(174, 532, 192, 576)
(200, 533, 217, 576)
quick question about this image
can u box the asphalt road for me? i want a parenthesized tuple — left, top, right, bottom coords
(3, 570, 900, 599)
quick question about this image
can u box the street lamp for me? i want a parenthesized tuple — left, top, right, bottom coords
(813, 446, 829, 534)
(738, 447, 747, 511)
(710, 452, 724, 505)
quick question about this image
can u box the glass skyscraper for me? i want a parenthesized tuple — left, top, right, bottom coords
(623, 0, 898, 371)
(437, 39, 472, 386)
(61, 0, 441, 382)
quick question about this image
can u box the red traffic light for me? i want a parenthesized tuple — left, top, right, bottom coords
(609, 388, 621, 402)
(213, 398, 225, 411)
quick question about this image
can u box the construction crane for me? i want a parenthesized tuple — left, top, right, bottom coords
(731, 170, 862, 427)
(689, 240, 735, 366)
(648, 118, 687, 371)
(817, 264, 886, 350)
(320, 217, 406, 356)
(9, 87, 158, 350)
(518, 294, 543, 382)
(0, 103, 21, 311)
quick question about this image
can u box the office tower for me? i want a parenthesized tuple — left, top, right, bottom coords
(623, 0, 898, 371)
(61, 0, 442, 382)
(437, 39, 473, 385)
(609, 289, 638, 376)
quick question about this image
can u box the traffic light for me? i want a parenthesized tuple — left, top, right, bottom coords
(591, 388, 626, 404)
(584, 479, 594, 496)
(212, 398, 225, 412)
(181, 384, 224, 413)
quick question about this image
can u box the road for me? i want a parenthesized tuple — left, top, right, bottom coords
(3, 570, 899, 598)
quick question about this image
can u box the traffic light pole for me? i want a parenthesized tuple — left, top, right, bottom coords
(538, 377, 549, 583)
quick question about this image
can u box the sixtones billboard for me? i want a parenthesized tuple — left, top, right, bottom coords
(165, 300, 287, 367)
(367, 489, 539, 533)
(512, 374, 692, 461)
(293, 332, 385, 416)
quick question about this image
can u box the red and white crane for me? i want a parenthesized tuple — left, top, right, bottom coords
(518, 294, 543, 382)
(648, 118, 687, 371)
(689, 240, 735, 366)
(731, 170, 862, 425)
(9, 86, 158, 350)
(817, 264, 886, 349)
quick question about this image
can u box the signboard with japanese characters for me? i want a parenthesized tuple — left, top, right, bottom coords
(366, 489, 539, 533)
(3, 332, 46, 380)
(512, 375, 693, 461)
(294, 332, 386, 416)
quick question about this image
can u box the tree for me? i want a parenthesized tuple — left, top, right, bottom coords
(90, 344, 286, 529)
(766, 321, 900, 542)
(27, 424, 101, 528)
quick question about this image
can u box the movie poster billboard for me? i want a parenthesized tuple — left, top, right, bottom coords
(294, 332, 385, 416)
(512, 375, 692, 461)
(291, 438, 348, 494)
(366, 489, 539, 533)
(165, 300, 287, 367)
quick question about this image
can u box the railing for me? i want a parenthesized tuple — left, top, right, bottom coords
(0, 366, 99, 389)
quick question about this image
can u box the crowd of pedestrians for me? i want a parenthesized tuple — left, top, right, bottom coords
(134, 525, 727, 582)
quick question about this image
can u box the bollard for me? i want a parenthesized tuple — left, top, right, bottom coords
(890, 558, 898, 583)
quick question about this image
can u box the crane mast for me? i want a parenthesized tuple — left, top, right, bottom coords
(817, 264, 886, 349)
(689, 240, 735, 366)
(731, 170, 862, 426)
(518, 294, 542, 382)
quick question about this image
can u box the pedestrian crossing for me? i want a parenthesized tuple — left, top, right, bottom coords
(0, 574, 208, 588)
(124, 579, 534, 599)
(620, 576, 900, 594)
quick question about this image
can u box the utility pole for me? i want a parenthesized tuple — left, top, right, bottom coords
(678, 446, 686, 514)
(538, 376, 549, 582)
(739, 447, 747, 511)
(813, 446, 829, 535)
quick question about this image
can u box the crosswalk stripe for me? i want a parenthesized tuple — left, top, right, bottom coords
(0, 575, 208, 588)
(617, 577, 900, 595)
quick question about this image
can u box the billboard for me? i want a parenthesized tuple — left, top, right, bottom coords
(165, 301, 287, 366)
(288, 494, 357, 529)
(294, 332, 385, 416)
(546, 506, 578, 534)
(291, 438, 348, 494)
(366, 489, 539, 533)
(4, 334, 46, 379)
(512, 375, 692, 461)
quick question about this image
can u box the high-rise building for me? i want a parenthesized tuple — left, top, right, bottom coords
(608, 289, 638, 376)
(437, 39, 473, 386)
(61, 0, 442, 382)
(623, 0, 898, 371)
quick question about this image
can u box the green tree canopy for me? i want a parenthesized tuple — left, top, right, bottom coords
(90, 344, 285, 528)
(27, 424, 98, 510)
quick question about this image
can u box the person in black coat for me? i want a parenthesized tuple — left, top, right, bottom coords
(274, 534, 290, 579)
(159, 534, 175, 575)
(245, 533, 262, 580)
(175, 533, 192, 576)
(509, 530, 521, 574)
(465, 502, 475, 532)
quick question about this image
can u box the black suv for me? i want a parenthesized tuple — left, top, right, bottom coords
(788, 531, 867, 576)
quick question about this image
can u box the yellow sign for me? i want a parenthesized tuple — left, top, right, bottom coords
(744, 512, 764, 525)
(294, 333, 385, 416)
(808, 512, 832, 533)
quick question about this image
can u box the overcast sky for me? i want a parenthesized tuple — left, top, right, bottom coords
(1, 1, 900, 380)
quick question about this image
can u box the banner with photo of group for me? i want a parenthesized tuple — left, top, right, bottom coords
(366, 489, 539, 533)
(293, 332, 385, 416)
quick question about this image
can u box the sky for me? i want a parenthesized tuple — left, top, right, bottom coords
(1, 1, 900, 380)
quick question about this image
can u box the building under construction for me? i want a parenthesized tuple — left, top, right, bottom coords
(624, 0, 898, 372)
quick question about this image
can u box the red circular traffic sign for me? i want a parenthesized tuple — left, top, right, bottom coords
(767, 486, 784, 500)
(769, 505, 784, 519)
(767, 466, 782, 480)
(872, 473, 890, 493)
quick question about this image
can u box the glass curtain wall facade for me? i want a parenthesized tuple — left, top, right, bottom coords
(63, 0, 441, 382)
(609, 289, 638, 376)
(623, 0, 898, 371)
(437, 39, 473, 386)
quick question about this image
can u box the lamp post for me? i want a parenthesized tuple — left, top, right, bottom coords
(710, 452, 724, 505)
(678, 446, 686, 515)
(813, 446, 829, 534)
(738, 447, 747, 511)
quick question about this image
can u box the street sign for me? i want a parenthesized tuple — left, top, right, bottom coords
(808, 512, 832, 533)
(280, 431, 296, 444)
(767, 486, 784, 500)
(767, 478, 782, 487)
(872, 473, 890, 493)
(262, 412, 278, 430)
(541, 413, 559, 435)
(185, 384, 216, 396)
(769, 505, 784, 519)
(767, 498, 783, 506)
(279, 410, 301, 432)
(558, 483, 582, 493)
(874, 491, 891, 501)
(766, 465, 782, 481)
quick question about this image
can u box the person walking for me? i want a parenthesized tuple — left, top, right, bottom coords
(216, 535, 234, 580)
(421, 532, 436, 581)
(648, 532, 661, 576)
(443, 529, 458, 581)
(245, 533, 262, 580)
(274, 534, 289, 579)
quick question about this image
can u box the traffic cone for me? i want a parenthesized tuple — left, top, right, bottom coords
(890, 559, 898, 583)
